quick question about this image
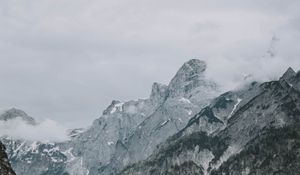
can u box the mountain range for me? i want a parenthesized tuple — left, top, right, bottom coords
(0, 59, 299, 175)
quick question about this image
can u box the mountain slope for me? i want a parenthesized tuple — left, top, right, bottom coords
(211, 124, 300, 175)
(120, 67, 300, 175)
(68, 59, 219, 175)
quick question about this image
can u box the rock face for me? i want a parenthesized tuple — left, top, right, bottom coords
(120, 67, 300, 175)
(211, 125, 300, 175)
(0, 142, 16, 175)
(1, 59, 219, 175)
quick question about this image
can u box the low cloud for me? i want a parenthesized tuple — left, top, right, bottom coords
(0, 118, 69, 142)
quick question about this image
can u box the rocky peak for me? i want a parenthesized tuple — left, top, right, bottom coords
(280, 67, 296, 82)
(102, 100, 123, 115)
(0, 108, 36, 125)
(170, 59, 207, 85)
(167, 59, 217, 99)
(279, 67, 300, 90)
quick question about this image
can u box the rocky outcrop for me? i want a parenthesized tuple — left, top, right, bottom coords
(0, 142, 16, 175)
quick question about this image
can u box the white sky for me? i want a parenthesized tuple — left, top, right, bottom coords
(0, 0, 300, 128)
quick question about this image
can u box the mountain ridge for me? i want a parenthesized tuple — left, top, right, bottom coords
(120, 67, 300, 175)
(0, 61, 299, 175)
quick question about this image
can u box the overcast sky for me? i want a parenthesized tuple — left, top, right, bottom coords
(1, 0, 300, 128)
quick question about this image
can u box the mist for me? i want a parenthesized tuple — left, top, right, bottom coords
(0, 118, 68, 142)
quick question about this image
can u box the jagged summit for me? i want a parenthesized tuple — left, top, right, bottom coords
(102, 100, 123, 115)
(0, 108, 36, 125)
(168, 59, 217, 99)
(279, 67, 300, 90)
(105, 59, 216, 111)
(169, 59, 207, 86)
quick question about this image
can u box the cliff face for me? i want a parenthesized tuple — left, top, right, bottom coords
(211, 125, 300, 175)
(0, 142, 16, 175)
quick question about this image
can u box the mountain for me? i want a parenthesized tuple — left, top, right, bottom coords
(120, 67, 300, 175)
(0, 108, 36, 125)
(67, 59, 219, 175)
(1, 59, 219, 175)
(0, 142, 16, 175)
(2, 61, 299, 175)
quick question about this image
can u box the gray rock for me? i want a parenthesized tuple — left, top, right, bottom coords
(0, 142, 16, 175)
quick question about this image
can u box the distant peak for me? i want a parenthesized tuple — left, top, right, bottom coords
(0, 108, 36, 125)
(285, 67, 296, 75)
(167, 59, 216, 98)
(182, 59, 207, 73)
(169, 59, 207, 85)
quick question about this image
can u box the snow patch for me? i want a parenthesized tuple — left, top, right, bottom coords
(228, 98, 242, 119)
(110, 102, 124, 114)
(30, 141, 39, 154)
(160, 119, 170, 126)
(62, 148, 76, 163)
(107, 141, 114, 146)
(12, 141, 26, 157)
(212, 145, 242, 170)
(186, 109, 193, 115)
(178, 97, 192, 104)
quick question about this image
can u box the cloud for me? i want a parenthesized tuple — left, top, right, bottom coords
(0, 118, 69, 142)
(0, 0, 300, 127)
